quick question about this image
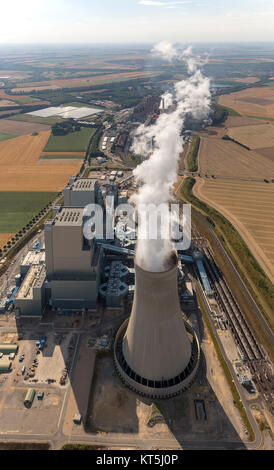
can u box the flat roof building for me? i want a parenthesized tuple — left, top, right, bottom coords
(20, 250, 46, 276)
(44, 207, 102, 310)
(15, 264, 46, 317)
(64, 178, 100, 208)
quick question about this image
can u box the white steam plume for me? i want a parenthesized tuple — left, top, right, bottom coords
(131, 42, 212, 272)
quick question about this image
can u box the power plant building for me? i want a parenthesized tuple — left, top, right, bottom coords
(63, 177, 101, 208)
(15, 264, 46, 317)
(44, 207, 102, 310)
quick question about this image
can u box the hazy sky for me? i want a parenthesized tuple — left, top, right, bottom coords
(1, 0, 274, 44)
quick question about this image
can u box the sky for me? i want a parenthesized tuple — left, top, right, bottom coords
(0, 0, 274, 44)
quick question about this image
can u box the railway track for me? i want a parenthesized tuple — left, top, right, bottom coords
(191, 225, 274, 414)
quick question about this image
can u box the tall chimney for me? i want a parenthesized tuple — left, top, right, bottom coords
(114, 257, 200, 399)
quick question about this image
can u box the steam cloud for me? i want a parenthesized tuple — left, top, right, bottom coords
(131, 43, 212, 272)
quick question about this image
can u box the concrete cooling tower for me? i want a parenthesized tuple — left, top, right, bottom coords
(114, 256, 200, 399)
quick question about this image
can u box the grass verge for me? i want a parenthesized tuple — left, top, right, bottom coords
(180, 177, 274, 362)
(186, 135, 200, 172)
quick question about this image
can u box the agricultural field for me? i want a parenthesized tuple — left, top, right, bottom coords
(7, 113, 64, 126)
(225, 116, 267, 128)
(40, 154, 84, 160)
(43, 127, 96, 153)
(0, 99, 17, 107)
(0, 119, 50, 135)
(0, 192, 57, 234)
(198, 137, 274, 179)
(255, 147, 274, 162)
(227, 123, 274, 149)
(234, 77, 260, 84)
(219, 87, 274, 118)
(194, 179, 274, 284)
(0, 233, 15, 249)
(0, 133, 18, 143)
(11, 71, 159, 93)
(0, 131, 83, 191)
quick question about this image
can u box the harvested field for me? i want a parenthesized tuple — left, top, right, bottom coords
(234, 77, 260, 84)
(225, 116, 267, 128)
(198, 137, 274, 179)
(0, 132, 82, 191)
(255, 147, 274, 162)
(0, 119, 50, 135)
(194, 179, 274, 283)
(227, 124, 274, 149)
(0, 109, 22, 117)
(0, 99, 17, 107)
(0, 233, 15, 249)
(219, 87, 274, 118)
(12, 71, 159, 92)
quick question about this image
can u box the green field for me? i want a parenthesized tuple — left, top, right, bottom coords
(13, 96, 41, 104)
(7, 113, 64, 125)
(64, 101, 104, 110)
(43, 127, 96, 153)
(40, 154, 84, 160)
(0, 192, 57, 233)
(0, 133, 18, 143)
(245, 115, 274, 122)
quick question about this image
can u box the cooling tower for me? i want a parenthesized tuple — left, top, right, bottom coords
(114, 257, 200, 399)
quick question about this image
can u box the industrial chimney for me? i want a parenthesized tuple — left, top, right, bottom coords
(114, 256, 200, 399)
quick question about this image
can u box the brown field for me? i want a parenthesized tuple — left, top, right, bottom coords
(0, 233, 15, 249)
(255, 147, 274, 162)
(12, 71, 159, 92)
(0, 132, 83, 191)
(0, 109, 22, 117)
(0, 119, 50, 135)
(225, 116, 267, 128)
(0, 100, 17, 107)
(198, 137, 274, 179)
(194, 179, 274, 283)
(0, 89, 27, 100)
(234, 77, 260, 84)
(219, 87, 274, 118)
(227, 123, 274, 149)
